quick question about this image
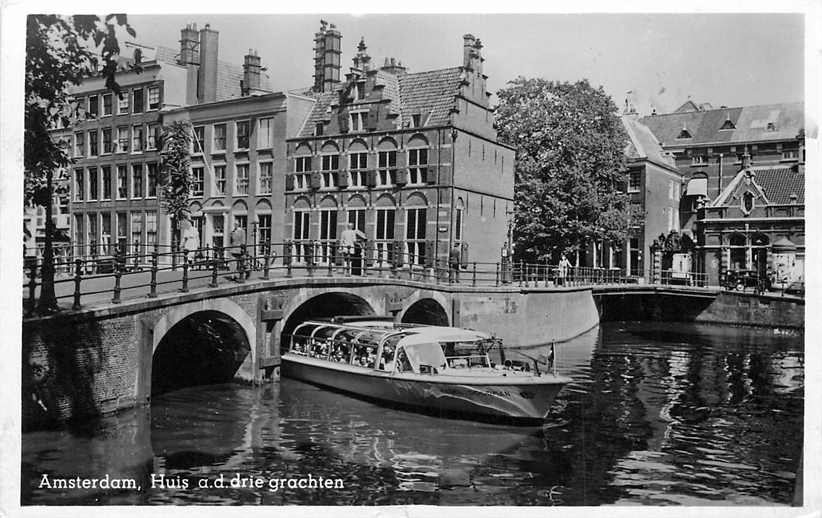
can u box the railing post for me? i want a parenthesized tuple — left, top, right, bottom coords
(209, 252, 219, 288)
(26, 258, 38, 316)
(519, 261, 524, 287)
(495, 262, 500, 286)
(112, 261, 122, 304)
(180, 258, 189, 293)
(472, 262, 477, 287)
(148, 249, 158, 298)
(327, 247, 334, 277)
(262, 245, 271, 280)
(72, 258, 82, 310)
(171, 239, 178, 271)
(362, 244, 369, 277)
(237, 244, 247, 283)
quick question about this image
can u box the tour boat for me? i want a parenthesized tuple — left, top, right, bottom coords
(281, 316, 572, 423)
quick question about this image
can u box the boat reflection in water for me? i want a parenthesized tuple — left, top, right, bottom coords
(21, 322, 803, 505)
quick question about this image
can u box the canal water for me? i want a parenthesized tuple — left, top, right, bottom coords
(21, 321, 804, 506)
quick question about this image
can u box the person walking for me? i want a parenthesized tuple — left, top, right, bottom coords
(180, 219, 200, 268)
(229, 221, 247, 280)
(449, 243, 461, 283)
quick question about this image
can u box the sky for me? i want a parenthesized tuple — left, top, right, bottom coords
(127, 13, 805, 114)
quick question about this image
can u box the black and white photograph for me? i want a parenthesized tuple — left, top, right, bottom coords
(1, 3, 818, 516)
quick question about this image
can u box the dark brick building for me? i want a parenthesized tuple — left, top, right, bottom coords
(284, 25, 515, 272)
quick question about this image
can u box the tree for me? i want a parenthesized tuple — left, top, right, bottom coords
(25, 14, 135, 313)
(159, 121, 193, 246)
(494, 77, 635, 263)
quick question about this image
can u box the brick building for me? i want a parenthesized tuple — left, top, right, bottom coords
(64, 23, 273, 261)
(638, 101, 805, 285)
(284, 25, 515, 272)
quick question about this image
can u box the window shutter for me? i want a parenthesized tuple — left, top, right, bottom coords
(425, 165, 437, 185)
(366, 170, 378, 188)
(424, 240, 436, 268)
(309, 171, 322, 190)
(338, 112, 349, 133)
(335, 170, 349, 188)
(394, 168, 408, 186)
(460, 242, 469, 267)
(285, 174, 295, 191)
(366, 108, 378, 130)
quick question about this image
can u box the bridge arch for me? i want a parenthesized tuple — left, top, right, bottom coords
(400, 291, 450, 326)
(279, 291, 377, 353)
(149, 298, 256, 396)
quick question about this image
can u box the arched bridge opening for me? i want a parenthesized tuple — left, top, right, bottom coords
(280, 292, 376, 354)
(152, 310, 251, 396)
(401, 298, 449, 326)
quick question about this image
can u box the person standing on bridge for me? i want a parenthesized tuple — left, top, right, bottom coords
(449, 243, 461, 283)
(558, 254, 571, 286)
(229, 221, 247, 280)
(181, 219, 200, 268)
(339, 222, 366, 274)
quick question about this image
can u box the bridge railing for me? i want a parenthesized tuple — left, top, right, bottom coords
(20, 241, 661, 314)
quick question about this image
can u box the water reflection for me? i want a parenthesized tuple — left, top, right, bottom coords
(21, 322, 803, 506)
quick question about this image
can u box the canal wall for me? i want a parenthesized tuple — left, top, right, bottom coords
(595, 289, 804, 330)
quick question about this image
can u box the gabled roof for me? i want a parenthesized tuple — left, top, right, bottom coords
(621, 115, 678, 170)
(297, 66, 464, 138)
(640, 102, 804, 147)
(712, 165, 804, 207)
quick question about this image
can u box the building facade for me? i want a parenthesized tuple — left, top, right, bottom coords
(284, 27, 515, 272)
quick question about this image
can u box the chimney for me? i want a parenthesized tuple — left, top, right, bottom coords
(313, 20, 341, 93)
(352, 37, 372, 72)
(380, 56, 407, 75)
(242, 49, 261, 95)
(178, 23, 199, 65)
(463, 34, 477, 69)
(197, 24, 219, 103)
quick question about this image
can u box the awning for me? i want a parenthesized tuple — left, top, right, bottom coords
(686, 177, 708, 197)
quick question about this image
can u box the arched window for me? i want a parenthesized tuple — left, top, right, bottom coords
(348, 139, 369, 187)
(405, 193, 428, 267)
(377, 138, 398, 187)
(407, 135, 429, 185)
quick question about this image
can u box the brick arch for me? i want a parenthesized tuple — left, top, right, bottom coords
(146, 298, 257, 394)
(399, 290, 451, 326)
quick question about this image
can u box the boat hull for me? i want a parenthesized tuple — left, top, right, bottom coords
(282, 354, 569, 422)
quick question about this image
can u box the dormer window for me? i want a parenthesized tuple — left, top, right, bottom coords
(350, 111, 367, 132)
(315, 123, 324, 136)
(356, 81, 365, 100)
(411, 114, 421, 128)
(720, 117, 735, 130)
(741, 191, 755, 215)
(677, 127, 692, 139)
(766, 121, 776, 132)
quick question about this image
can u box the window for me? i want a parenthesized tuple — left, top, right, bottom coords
(213, 124, 226, 151)
(74, 132, 84, 157)
(88, 95, 99, 118)
(131, 213, 143, 254)
(293, 210, 310, 262)
(349, 152, 367, 186)
(147, 163, 157, 198)
(257, 118, 273, 149)
(321, 154, 339, 188)
(132, 125, 143, 152)
(406, 208, 426, 266)
(117, 127, 129, 153)
(74, 169, 84, 201)
(259, 162, 272, 194)
(102, 128, 112, 154)
(148, 86, 160, 110)
(294, 156, 311, 191)
(215, 165, 226, 194)
(88, 130, 98, 156)
(691, 155, 706, 166)
(378, 150, 396, 186)
(191, 167, 204, 197)
(87, 213, 98, 254)
(411, 114, 421, 128)
(147, 124, 160, 150)
(101, 213, 112, 254)
(102, 93, 113, 116)
(375, 209, 395, 265)
(455, 206, 463, 242)
(782, 149, 799, 161)
(720, 118, 735, 130)
(628, 171, 640, 193)
(258, 214, 272, 247)
(132, 164, 143, 198)
(117, 92, 129, 114)
(319, 210, 338, 264)
(133, 88, 144, 113)
(236, 164, 249, 194)
(315, 123, 324, 136)
(211, 214, 225, 250)
(236, 121, 249, 150)
(348, 209, 365, 232)
(408, 148, 428, 184)
(116, 165, 128, 199)
(116, 212, 127, 246)
(146, 211, 158, 246)
(350, 111, 366, 132)
(193, 126, 205, 154)
(676, 127, 692, 139)
(88, 167, 98, 200)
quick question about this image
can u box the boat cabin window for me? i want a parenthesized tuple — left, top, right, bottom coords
(378, 335, 403, 371)
(442, 340, 493, 369)
(310, 326, 338, 359)
(396, 342, 447, 374)
(290, 323, 322, 355)
(351, 330, 381, 368)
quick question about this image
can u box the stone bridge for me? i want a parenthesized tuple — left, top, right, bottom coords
(22, 274, 802, 427)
